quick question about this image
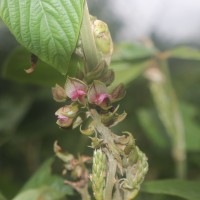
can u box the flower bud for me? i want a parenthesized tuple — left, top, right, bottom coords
(92, 19, 113, 65)
(110, 83, 126, 103)
(56, 115, 73, 128)
(55, 104, 79, 128)
(119, 137, 148, 200)
(52, 84, 67, 102)
(99, 69, 115, 86)
(91, 149, 106, 200)
(55, 103, 79, 118)
(85, 61, 108, 83)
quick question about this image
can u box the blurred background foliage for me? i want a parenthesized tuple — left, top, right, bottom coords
(1, 4, 200, 199)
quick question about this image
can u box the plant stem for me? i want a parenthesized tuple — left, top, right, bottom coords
(91, 110, 122, 166)
(91, 109, 121, 200)
(80, 2, 100, 71)
(113, 179, 123, 200)
(104, 150, 117, 200)
(81, 186, 91, 200)
(145, 58, 186, 178)
(162, 62, 186, 178)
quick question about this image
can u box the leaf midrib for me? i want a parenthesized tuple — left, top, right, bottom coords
(38, 0, 57, 59)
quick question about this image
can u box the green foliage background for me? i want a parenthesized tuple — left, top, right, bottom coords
(0, 3, 200, 200)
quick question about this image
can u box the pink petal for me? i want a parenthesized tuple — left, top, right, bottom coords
(65, 77, 87, 100)
(95, 93, 110, 105)
(57, 115, 68, 120)
(71, 89, 86, 101)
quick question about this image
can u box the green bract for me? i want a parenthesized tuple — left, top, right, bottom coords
(0, 0, 84, 75)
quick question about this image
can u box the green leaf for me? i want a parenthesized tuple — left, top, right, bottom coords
(110, 61, 148, 88)
(137, 109, 169, 149)
(0, 93, 32, 146)
(142, 179, 200, 200)
(181, 103, 200, 151)
(0, 95, 31, 132)
(112, 43, 156, 62)
(13, 158, 73, 200)
(2, 47, 66, 86)
(110, 43, 153, 88)
(0, 0, 84, 75)
(0, 192, 7, 200)
(13, 187, 66, 200)
(21, 158, 72, 195)
(169, 47, 200, 60)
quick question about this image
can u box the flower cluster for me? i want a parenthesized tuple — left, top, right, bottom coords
(52, 77, 126, 133)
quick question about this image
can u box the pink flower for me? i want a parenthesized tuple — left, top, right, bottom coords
(88, 80, 111, 108)
(55, 105, 78, 128)
(95, 93, 111, 105)
(56, 115, 73, 128)
(65, 77, 88, 104)
(57, 115, 68, 120)
(71, 89, 86, 101)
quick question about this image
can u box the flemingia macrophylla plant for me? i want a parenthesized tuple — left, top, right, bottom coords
(0, 0, 148, 199)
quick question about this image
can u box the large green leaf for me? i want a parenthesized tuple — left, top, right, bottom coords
(142, 179, 200, 200)
(13, 158, 73, 200)
(0, 0, 84, 75)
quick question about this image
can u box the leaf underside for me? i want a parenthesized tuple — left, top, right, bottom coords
(0, 0, 84, 75)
